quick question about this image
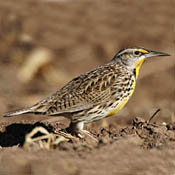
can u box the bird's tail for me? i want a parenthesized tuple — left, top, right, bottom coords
(3, 100, 50, 117)
(3, 106, 33, 117)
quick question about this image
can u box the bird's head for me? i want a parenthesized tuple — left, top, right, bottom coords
(112, 47, 170, 78)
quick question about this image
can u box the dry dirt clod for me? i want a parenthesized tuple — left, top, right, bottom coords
(120, 117, 175, 149)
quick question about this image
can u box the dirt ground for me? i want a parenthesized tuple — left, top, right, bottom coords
(0, 0, 175, 174)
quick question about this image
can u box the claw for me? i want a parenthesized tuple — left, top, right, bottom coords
(78, 129, 98, 142)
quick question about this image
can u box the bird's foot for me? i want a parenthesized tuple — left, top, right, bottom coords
(77, 129, 98, 142)
(65, 128, 97, 142)
(66, 122, 98, 142)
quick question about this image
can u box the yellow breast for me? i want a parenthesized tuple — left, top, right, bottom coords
(106, 78, 136, 117)
(106, 98, 129, 117)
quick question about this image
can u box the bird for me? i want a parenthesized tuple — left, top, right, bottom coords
(3, 47, 170, 138)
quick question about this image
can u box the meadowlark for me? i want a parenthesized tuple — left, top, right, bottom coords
(3, 47, 170, 138)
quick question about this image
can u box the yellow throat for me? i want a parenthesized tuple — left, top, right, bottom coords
(135, 58, 145, 79)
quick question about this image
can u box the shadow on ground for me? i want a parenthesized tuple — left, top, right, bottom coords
(0, 122, 53, 147)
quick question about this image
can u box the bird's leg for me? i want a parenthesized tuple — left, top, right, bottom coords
(66, 121, 84, 138)
(67, 121, 98, 142)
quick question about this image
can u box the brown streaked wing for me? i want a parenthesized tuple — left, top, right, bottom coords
(30, 63, 121, 115)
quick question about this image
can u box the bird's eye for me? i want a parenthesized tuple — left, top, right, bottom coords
(134, 51, 140, 56)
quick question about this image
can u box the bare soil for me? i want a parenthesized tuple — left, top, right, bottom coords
(0, 0, 175, 174)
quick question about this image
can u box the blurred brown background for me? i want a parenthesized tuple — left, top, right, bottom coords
(0, 1, 175, 175)
(0, 0, 174, 126)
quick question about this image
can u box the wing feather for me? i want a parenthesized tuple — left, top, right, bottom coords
(27, 63, 123, 116)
